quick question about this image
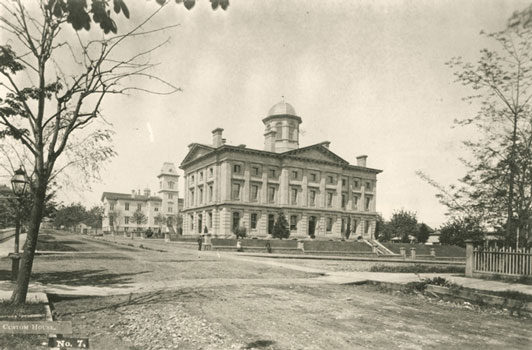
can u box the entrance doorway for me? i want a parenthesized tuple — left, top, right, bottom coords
(308, 216, 316, 238)
(268, 214, 275, 234)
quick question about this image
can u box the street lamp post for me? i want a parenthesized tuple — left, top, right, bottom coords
(9, 167, 28, 282)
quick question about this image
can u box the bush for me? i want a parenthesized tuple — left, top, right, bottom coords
(272, 213, 290, 239)
(234, 226, 247, 239)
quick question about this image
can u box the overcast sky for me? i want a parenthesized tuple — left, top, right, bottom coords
(8, 0, 531, 228)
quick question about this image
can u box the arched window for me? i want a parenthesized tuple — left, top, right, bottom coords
(275, 122, 282, 140)
(289, 123, 297, 141)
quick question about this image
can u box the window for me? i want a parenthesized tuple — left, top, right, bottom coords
(125, 203, 130, 211)
(159, 181, 162, 189)
(199, 187, 203, 204)
(366, 181, 372, 190)
(199, 171, 203, 180)
(275, 122, 282, 140)
(269, 168, 276, 178)
(208, 185, 213, 202)
(365, 196, 372, 211)
(190, 189, 195, 205)
(291, 170, 298, 180)
(168, 193, 173, 199)
(291, 187, 298, 205)
(198, 214, 202, 233)
(353, 180, 359, 188)
(191, 175, 194, 183)
(168, 207, 173, 213)
(233, 164, 241, 174)
(342, 193, 347, 208)
(328, 176, 335, 184)
(310, 173, 317, 182)
(232, 182, 241, 200)
(251, 184, 259, 202)
(232, 212, 240, 231)
(341, 218, 346, 233)
(353, 195, 359, 209)
(154, 207, 159, 212)
(209, 167, 213, 177)
(365, 220, 371, 234)
(268, 186, 276, 203)
(251, 213, 258, 230)
(309, 190, 316, 206)
(289, 123, 297, 141)
(190, 214, 194, 230)
(252, 166, 260, 176)
(169, 181, 175, 189)
(352, 219, 358, 233)
(208, 212, 213, 228)
(327, 192, 334, 207)
(137, 203, 142, 210)
(125, 216, 130, 224)
(326, 217, 333, 232)
(109, 203, 114, 210)
(290, 215, 298, 231)
(342, 178, 346, 186)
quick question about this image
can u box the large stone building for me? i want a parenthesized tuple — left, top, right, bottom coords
(180, 101, 382, 240)
(101, 163, 182, 233)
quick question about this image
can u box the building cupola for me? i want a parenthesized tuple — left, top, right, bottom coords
(263, 99, 302, 153)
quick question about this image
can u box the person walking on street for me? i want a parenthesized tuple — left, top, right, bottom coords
(197, 236, 203, 251)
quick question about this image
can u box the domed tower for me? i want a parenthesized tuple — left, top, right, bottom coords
(263, 100, 302, 153)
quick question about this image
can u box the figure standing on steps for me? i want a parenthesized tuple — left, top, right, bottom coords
(197, 236, 202, 251)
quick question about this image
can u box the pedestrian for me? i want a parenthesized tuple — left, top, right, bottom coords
(266, 241, 272, 253)
(236, 240, 243, 252)
(197, 236, 203, 251)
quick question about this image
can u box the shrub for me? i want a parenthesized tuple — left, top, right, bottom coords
(272, 213, 290, 239)
(234, 226, 247, 239)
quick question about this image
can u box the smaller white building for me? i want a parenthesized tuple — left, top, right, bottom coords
(101, 163, 182, 233)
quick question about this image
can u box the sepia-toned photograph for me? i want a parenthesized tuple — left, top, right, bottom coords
(0, 0, 531, 349)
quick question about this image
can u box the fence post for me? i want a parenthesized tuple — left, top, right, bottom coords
(430, 247, 436, 258)
(410, 247, 416, 259)
(465, 240, 474, 277)
(399, 247, 406, 258)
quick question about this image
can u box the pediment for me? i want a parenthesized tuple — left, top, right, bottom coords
(181, 144, 214, 166)
(283, 144, 348, 165)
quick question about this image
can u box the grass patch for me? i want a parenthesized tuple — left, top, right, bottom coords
(477, 274, 532, 286)
(0, 301, 46, 320)
(369, 264, 464, 274)
(488, 290, 532, 303)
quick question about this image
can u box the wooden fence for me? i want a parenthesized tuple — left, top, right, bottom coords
(473, 247, 532, 276)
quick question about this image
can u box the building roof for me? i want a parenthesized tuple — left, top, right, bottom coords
(158, 162, 179, 178)
(181, 142, 382, 174)
(268, 101, 297, 117)
(263, 101, 302, 124)
(101, 192, 162, 202)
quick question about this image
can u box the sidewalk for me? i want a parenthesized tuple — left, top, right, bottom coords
(0, 233, 26, 257)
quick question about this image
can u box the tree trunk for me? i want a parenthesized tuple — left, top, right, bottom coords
(10, 178, 47, 305)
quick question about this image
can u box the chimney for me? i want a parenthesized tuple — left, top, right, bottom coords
(320, 141, 331, 149)
(131, 189, 136, 198)
(212, 128, 224, 147)
(356, 155, 368, 167)
(264, 129, 277, 152)
(144, 188, 151, 197)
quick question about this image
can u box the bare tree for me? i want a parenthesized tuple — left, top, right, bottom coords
(0, 1, 182, 304)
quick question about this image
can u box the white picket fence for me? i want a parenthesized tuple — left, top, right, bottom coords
(473, 247, 532, 276)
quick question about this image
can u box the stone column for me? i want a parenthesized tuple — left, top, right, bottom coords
(465, 240, 474, 277)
